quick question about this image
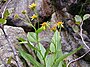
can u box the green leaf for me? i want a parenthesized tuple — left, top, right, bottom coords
(17, 37, 26, 41)
(17, 37, 28, 44)
(19, 41, 28, 44)
(0, 18, 7, 24)
(72, 25, 79, 33)
(43, 47, 50, 60)
(4, 10, 10, 19)
(37, 51, 44, 64)
(58, 61, 63, 67)
(36, 27, 43, 34)
(50, 43, 55, 52)
(46, 54, 55, 67)
(50, 30, 62, 52)
(52, 46, 83, 67)
(83, 14, 90, 21)
(19, 49, 43, 67)
(50, 30, 63, 67)
(75, 15, 82, 22)
(27, 32, 37, 43)
(27, 42, 40, 52)
(38, 43, 46, 57)
(37, 43, 46, 63)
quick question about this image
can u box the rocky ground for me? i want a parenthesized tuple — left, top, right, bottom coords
(0, 0, 90, 67)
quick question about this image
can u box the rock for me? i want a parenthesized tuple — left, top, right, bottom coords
(0, 25, 26, 67)
(39, 30, 54, 48)
(79, 60, 90, 67)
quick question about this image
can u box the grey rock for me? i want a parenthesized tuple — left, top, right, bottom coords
(0, 25, 27, 67)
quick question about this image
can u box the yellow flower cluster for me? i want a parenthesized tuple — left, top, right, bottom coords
(50, 21, 64, 31)
(31, 14, 38, 20)
(40, 21, 64, 31)
(29, 3, 36, 10)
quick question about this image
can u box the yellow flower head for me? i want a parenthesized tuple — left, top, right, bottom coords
(41, 22, 48, 30)
(41, 22, 47, 26)
(21, 10, 27, 14)
(57, 21, 64, 28)
(57, 22, 63, 26)
(29, 3, 36, 10)
(31, 14, 38, 20)
(50, 26, 57, 31)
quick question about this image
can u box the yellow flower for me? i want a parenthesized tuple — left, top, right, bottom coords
(57, 22, 63, 26)
(41, 22, 47, 26)
(41, 22, 48, 30)
(21, 10, 27, 14)
(57, 21, 64, 28)
(50, 26, 57, 31)
(31, 14, 38, 20)
(29, 3, 36, 10)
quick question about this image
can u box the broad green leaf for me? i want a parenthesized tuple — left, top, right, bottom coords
(50, 30, 62, 53)
(37, 43, 46, 63)
(0, 18, 7, 24)
(52, 46, 83, 67)
(83, 14, 90, 21)
(75, 15, 82, 22)
(38, 43, 46, 57)
(19, 49, 43, 67)
(46, 54, 55, 67)
(51, 51, 63, 67)
(27, 32, 37, 43)
(50, 30, 63, 67)
(50, 43, 55, 52)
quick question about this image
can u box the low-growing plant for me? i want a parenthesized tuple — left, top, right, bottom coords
(0, 1, 89, 67)
(18, 3, 83, 67)
(18, 24, 82, 67)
